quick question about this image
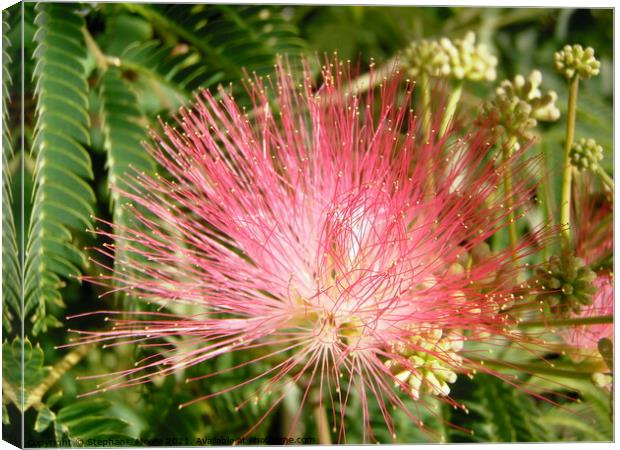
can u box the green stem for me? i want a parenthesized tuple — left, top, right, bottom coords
(418, 72, 437, 199)
(281, 385, 304, 442)
(439, 81, 463, 138)
(24, 344, 93, 411)
(517, 314, 613, 329)
(595, 165, 614, 192)
(420, 72, 432, 143)
(434, 397, 448, 443)
(559, 76, 580, 247)
(2, 378, 18, 409)
(82, 27, 109, 70)
(539, 145, 555, 260)
(344, 57, 400, 97)
(502, 137, 518, 250)
(313, 402, 332, 444)
(476, 358, 593, 380)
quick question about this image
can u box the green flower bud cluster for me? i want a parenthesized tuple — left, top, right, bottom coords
(386, 326, 463, 400)
(404, 32, 497, 82)
(485, 70, 560, 142)
(440, 31, 497, 82)
(554, 44, 601, 80)
(570, 138, 604, 172)
(404, 39, 451, 78)
(534, 254, 597, 315)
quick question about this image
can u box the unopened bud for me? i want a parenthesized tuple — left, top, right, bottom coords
(554, 44, 600, 80)
(570, 138, 604, 172)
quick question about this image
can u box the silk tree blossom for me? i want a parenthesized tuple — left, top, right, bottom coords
(67, 59, 551, 442)
(560, 173, 613, 365)
(561, 275, 613, 353)
(573, 173, 612, 269)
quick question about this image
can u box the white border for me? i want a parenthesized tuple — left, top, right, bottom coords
(0, 2, 616, 450)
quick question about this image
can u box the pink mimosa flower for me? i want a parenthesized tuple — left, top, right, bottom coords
(573, 173, 612, 267)
(67, 59, 550, 442)
(561, 275, 613, 351)
(562, 174, 614, 364)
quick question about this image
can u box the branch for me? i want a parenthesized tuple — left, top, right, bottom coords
(24, 344, 93, 411)
(517, 315, 613, 329)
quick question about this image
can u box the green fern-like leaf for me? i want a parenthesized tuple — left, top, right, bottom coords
(123, 4, 306, 91)
(53, 398, 134, 443)
(32, 390, 62, 432)
(2, 10, 21, 333)
(448, 375, 548, 443)
(538, 380, 612, 441)
(119, 39, 225, 103)
(98, 67, 155, 293)
(24, 3, 94, 335)
(2, 337, 51, 409)
(99, 68, 154, 224)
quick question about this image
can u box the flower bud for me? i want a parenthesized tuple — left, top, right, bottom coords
(570, 138, 604, 172)
(404, 32, 497, 82)
(554, 44, 601, 80)
(404, 39, 451, 78)
(386, 324, 463, 400)
(534, 254, 597, 315)
(485, 70, 560, 142)
(447, 31, 497, 82)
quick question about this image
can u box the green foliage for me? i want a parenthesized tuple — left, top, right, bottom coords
(27, 397, 136, 446)
(137, 378, 207, 444)
(98, 68, 154, 229)
(125, 4, 306, 79)
(449, 370, 612, 443)
(537, 380, 612, 441)
(2, 338, 51, 409)
(30, 391, 135, 443)
(448, 375, 549, 443)
(118, 38, 225, 103)
(33, 390, 63, 433)
(84, 3, 310, 117)
(2, 10, 20, 333)
(25, 2, 94, 335)
(52, 398, 133, 442)
(343, 388, 440, 443)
